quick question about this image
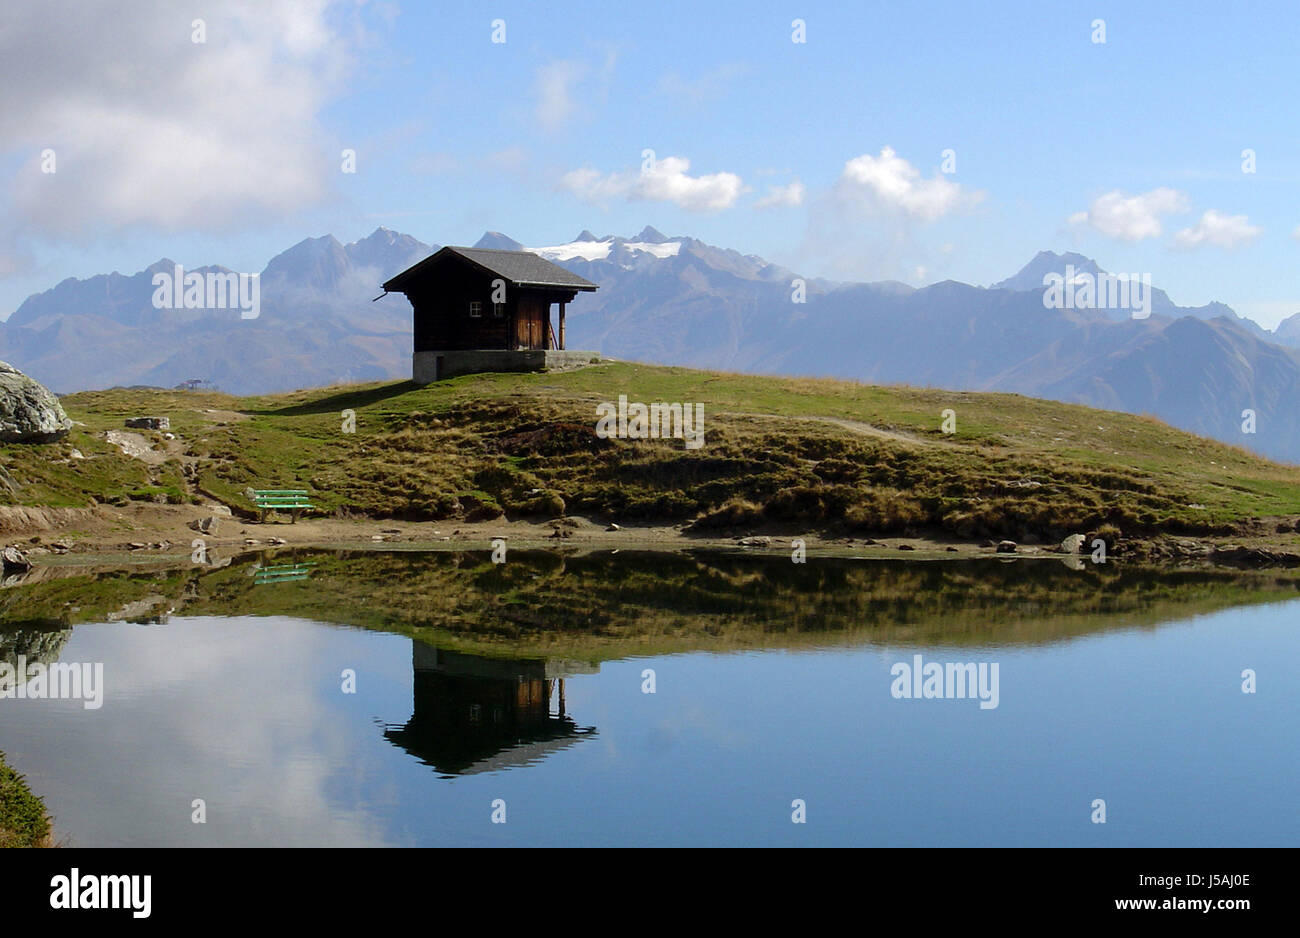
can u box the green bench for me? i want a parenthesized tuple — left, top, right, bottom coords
(254, 562, 317, 584)
(252, 489, 314, 523)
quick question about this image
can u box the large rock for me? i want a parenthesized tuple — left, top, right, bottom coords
(2, 546, 32, 574)
(189, 516, 221, 535)
(124, 416, 170, 431)
(0, 361, 72, 443)
(1060, 534, 1086, 554)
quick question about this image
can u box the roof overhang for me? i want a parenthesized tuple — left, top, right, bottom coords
(383, 246, 598, 293)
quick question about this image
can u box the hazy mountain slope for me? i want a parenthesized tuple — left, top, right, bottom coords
(1272, 311, 1300, 348)
(1052, 316, 1300, 447)
(3, 228, 1299, 463)
(554, 241, 1300, 460)
(0, 228, 431, 393)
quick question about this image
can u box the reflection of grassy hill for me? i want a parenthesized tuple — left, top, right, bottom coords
(5, 363, 1300, 540)
(0, 624, 60, 845)
(0, 566, 192, 630)
(0, 752, 51, 848)
(3, 550, 1299, 661)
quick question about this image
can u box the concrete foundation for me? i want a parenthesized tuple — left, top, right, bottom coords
(413, 349, 600, 382)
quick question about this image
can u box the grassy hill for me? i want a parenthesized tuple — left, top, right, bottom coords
(4, 361, 1300, 542)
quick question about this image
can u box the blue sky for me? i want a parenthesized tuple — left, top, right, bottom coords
(4, 0, 1300, 325)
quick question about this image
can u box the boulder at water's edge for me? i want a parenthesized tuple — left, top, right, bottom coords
(0, 361, 73, 443)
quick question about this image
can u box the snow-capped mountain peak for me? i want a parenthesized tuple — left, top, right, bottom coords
(528, 231, 684, 263)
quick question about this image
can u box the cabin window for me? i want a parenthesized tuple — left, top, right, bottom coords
(492, 302, 505, 318)
(468, 300, 482, 318)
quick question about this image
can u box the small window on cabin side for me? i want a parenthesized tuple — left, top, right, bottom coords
(492, 302, 505, 318)
(469, 300, 482, 318)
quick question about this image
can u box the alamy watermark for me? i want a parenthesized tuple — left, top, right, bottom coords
(0, 656, 104, 709)
(50, 869, 150, 918)
(151, 263, 260, 320)
(1043, 265, 1151, 319)
(595, 394, 705, 449)
(890, 653, 999, 709)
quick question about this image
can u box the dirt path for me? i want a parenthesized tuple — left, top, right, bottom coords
(720, 411, 933, 447)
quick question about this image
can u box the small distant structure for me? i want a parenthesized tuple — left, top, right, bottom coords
(381, 246, 599, 382)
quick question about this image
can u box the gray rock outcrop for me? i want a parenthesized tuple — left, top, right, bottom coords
(124, 416, 170, 431)
(0, 361, 73, 443)
(2, 546, 32, 574)
(1060, 534, 1086, 553)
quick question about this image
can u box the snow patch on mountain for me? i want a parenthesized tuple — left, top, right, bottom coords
(622, 241, 683, 258)
(529, 239, 683, 262)
(530, 241, 613, 262)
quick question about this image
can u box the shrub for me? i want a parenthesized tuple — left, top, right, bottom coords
(692, 497, 765, 529)
(457, 491, 504, 521)
(1090, 523, 1122, 549)
(507, 490, 567, 518)
(0, 754, 51, 848)
(813, 458, 862, 483)
(844, 489, 927, 532)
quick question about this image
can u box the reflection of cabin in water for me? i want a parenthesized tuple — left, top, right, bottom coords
(381, 246, 600, 382)
(383, 643, 597, 776)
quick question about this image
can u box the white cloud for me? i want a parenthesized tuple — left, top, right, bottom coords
(835, 147, 982, 221)
(1068, 188, 1188, 241)
(1172, 210, 1262, 249)
(1291, 224, 1300, 241)
(533, 49, 616, 130)
(754, 180, 805, 209)
(559, 156, 744, 212)
(534, 60, 588, 130)
(0, 0, 362, 237)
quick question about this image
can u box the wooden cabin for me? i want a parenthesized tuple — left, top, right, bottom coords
(382, 644, 597, 776)
(382, 246, 599, 381)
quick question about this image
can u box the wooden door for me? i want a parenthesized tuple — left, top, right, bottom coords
(515, 302, 532, 348)
(515, 298, 547, 349)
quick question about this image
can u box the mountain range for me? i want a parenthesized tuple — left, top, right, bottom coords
(4, 226, 1300, 463)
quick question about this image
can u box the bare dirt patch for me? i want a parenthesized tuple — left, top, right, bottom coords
(104, 430, 168, 466)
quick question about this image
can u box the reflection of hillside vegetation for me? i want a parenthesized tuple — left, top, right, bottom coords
(0, 566, 194, 631)
(0, 627, 71, 693)
(2, 550, 1299, 661)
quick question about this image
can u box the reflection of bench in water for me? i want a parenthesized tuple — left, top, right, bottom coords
(253, 562, 317, 585)
(384, 644, 597, 776)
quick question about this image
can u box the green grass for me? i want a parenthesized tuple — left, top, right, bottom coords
(0, 751, 51, 848)
(4, 361, 1300, 540)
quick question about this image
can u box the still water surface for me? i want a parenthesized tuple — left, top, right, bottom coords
(1, 550, 1296, 846)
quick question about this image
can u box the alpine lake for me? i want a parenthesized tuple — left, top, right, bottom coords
(1, 547, 1296, 846)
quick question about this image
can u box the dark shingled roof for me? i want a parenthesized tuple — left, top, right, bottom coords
(383, 246, 598, 292)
